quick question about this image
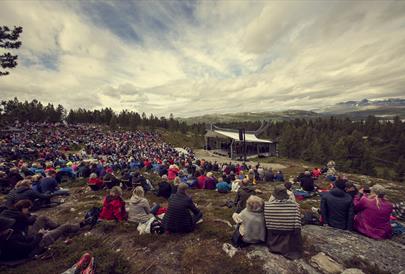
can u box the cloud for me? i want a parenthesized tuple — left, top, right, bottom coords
(0, 0, 404, 117)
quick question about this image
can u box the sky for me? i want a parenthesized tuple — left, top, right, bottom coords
(1, 0, 405, 117)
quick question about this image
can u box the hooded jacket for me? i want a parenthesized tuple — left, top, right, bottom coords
(127, 196, 153, 223)
(99, 195, 127, 222)
(235, 186, 256, 213)
(354, 195, 393, 239)
(321, 188, 354, 230)
(6, 187, 50, 208)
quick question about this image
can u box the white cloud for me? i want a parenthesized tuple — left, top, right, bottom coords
(0, 0, 404, 117)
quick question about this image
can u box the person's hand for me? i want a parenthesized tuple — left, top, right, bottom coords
(359, 188, 364, 194)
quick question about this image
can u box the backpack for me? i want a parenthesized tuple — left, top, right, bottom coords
(84, 207, 101, 228)
(150, 218, 165, 234)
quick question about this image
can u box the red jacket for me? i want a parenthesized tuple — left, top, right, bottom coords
(88, 177, 104, 187)
(99, 195, 127, 222)
(197, 175, 207, 189)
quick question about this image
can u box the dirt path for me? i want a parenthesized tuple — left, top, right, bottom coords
(194, 149, 287, 170)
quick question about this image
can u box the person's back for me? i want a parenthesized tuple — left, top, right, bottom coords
(163, 185, 201, 233)
(197, 175, 207, 189)
(235, 183, 255, 213)
(157, 180, 172, 199)
(127, 187, 153, 224)
(216, 181, 231, 193)
(39, 177, 57, 193)
(204, 174, 217, 190)
(300, 174, 314, 192)
(321, 185, 354, 230)
(99, 187, 127, 222)
(354, 185, 393, 239)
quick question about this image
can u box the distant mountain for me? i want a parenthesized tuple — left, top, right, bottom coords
(178, 98, 405, 124)
(323, 98, 405, 114)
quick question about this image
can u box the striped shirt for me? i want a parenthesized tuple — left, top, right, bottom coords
(264, 200, 301, 231)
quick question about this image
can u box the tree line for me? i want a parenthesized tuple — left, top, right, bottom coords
(1, 98, 404, 181)
(0, 98, 206, 135)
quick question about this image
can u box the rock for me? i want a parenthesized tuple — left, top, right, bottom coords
(222, 243, 237, 258)
(303, 225, 405, 274)
(70, 208, 76, 212)
(247, 246, 318, 274)
(310, 252, 344, 274)
(341, 269, 365, 274)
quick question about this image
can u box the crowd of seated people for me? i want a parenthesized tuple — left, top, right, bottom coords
(0, 122, 401, 265)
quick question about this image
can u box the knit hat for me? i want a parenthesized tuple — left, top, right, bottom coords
(272, 185, 289, 200)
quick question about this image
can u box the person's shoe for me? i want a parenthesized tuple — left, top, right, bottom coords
(196, 218, 203, 224)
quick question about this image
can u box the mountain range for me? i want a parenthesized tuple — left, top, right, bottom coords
(179, 98, 405, 124)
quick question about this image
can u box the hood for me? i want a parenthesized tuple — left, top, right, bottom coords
(241, 185, 255, 193)
(128, 196, 145, 205)
(329, 188, 346, 197)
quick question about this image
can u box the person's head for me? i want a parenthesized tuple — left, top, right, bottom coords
(177, 183, 188, 194)
(15, 179, 31, 189)
(363, 185, 371, 194)
(14, 199, 33, 214)
(162, 174, 168, 181)
(32, 174, 42, 182)
(89, 173, 97, 179)
(304, 170, 311, 176)
(207, 172, 213, 178)
(272, 185, 289, 200)
(132, 186, 144, 198)
(47, 170, 56, 177)
(110, 186, 123, 197)
(284, 181, 292, 191)
(371, 184, 386, 198)
(334, 179, 346, 190)
(174, 177, 181, 185)
(246, 195, 264, 212)
(241, 178, 249, 186)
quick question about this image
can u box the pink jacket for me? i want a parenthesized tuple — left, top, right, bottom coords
(354, 196, 393, 240)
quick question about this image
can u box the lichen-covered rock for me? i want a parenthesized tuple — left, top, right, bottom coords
(310, 252, 344, 274)
(341, 269, 365, 274)
(247, 246, 320, 274)
(302, 225, 405, 274)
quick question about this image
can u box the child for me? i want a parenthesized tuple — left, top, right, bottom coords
(99, 186, 127, 222)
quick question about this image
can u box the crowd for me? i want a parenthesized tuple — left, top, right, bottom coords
(0, 122, 403, 265)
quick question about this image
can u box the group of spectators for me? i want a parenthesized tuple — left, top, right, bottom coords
(0, 122, 401, 264)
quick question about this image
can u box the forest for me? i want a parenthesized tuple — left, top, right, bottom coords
(1, 97, 404, 181)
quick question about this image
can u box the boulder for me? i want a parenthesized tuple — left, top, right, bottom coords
(302, 225, 405, 274)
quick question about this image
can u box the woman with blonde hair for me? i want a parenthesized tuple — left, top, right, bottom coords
(232, 195, 265, 247)
(354, 184, 393, 239)
(127, 186, 154, 224)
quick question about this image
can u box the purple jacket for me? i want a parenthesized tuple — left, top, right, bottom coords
(354, 195, 393, 240)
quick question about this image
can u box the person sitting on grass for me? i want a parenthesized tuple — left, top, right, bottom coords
(156, 175, 173, 200)
(269, 181, 296, 203)
(216, 175, 231, 193)
(99, 186, 128, 222)
(127, 186, 155, 224)
(320, 179, 354, 230)
(299, 170, 315, 192)
(354, 184, 393, 240)
(87, 173, 104, 191)
(38, 170, 69, 196)
(205, 172, 218, 190)
(264, 185, 303, 260)
(234, 179, 256, 213)
(274, 170, 284, 182)
(232, 195, 265, 247)
(6, 180, 52, 211)
(0, 200, 81, 261)
(163, 183, 202, 233)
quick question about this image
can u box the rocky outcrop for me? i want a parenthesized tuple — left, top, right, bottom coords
(302, 225, 405, 274)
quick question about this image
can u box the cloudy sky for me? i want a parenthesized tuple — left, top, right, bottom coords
(1, 1, 405, 117)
